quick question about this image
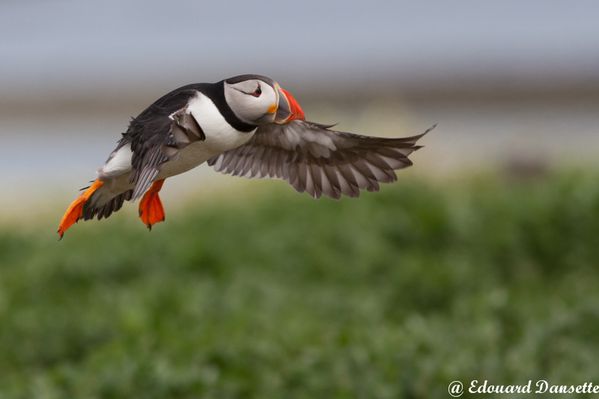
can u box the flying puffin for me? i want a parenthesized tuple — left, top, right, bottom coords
(58, 74, 434, 238)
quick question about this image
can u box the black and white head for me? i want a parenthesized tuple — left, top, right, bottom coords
(223, 74, 305, 126)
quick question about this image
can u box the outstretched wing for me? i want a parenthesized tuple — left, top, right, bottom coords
(118, 88, 205, 199)
(208, 120, 434, 199)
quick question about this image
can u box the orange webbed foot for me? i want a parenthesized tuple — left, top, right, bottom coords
(139, 179, 166, 230)
(57, 180, 104, 239)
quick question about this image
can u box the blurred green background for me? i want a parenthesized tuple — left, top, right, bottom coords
(3, 175, 599, 398)
(1, 1, 599, 398)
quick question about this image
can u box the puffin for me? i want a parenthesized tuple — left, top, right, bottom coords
(58, 74, 434, 238)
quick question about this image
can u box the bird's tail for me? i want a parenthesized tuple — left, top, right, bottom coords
(57, 180, 132, 239)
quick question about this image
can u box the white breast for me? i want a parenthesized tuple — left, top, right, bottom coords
(158, 92, 256, 178)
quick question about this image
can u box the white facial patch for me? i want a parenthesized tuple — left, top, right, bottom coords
(224, 80, 277, 124)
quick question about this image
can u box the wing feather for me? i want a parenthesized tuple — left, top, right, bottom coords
(120, 89, 204, 200)
(208, 120, 433, 199)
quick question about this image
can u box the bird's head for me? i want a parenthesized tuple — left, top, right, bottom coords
(223, 74, 305, 126)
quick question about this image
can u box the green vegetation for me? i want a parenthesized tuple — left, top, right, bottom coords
(1, 172, 598, 398)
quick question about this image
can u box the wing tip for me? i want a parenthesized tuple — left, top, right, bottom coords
(408, 123, 437, 142)
(422, 123, 437, 136)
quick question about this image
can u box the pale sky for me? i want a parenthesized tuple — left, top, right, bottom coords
(1, 0, 598, 97)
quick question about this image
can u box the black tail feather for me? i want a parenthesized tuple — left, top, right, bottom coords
(82, 190, 133, 221)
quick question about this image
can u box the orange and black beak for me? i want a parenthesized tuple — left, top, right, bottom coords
(274, 83, 305, 124)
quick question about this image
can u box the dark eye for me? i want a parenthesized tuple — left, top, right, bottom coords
(250, 85, 262, 97)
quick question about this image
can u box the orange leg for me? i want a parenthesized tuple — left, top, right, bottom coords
(57, 179, 104, 239)
(139, 179, 166, 230)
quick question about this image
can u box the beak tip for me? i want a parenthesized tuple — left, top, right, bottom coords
(275, 86, 305, 124)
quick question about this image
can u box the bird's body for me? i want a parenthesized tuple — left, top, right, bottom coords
(58, 74, 433, 238)
(94, 89, 256, 201)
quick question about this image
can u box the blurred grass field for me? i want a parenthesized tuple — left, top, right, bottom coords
(1, 171, 599, 398)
